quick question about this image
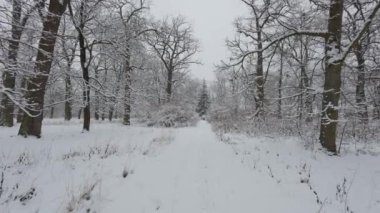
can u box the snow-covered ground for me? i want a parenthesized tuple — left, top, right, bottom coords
(0, 120, 379, 212)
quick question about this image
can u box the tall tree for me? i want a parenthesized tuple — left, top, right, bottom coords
(68, 0, 105, 131)
(196, 80, 210, 117)
(146, 16, 199, 103)
(114, 0, 149, 125)
(226, 0, 380, 153)
(18, 0, 69, 137)
(229, 0, 287, 117)
(1, 0, 45, 127)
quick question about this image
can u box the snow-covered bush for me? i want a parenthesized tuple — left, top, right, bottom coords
(148, 104, 199, 128)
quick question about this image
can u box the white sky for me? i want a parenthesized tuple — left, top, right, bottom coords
(150, 0, 246, 81)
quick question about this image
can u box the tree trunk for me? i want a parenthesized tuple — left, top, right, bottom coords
(298, 73, 304, 121)
(64, 74, 72, 121)
(300, 64, 313, 122)
(50, 106, 54, 119)
(16, 78, 26, 123)
(319, 0, 344, 154)
(94, 67, 100, 120)
(82, 69, 91, 131)
(166, 69, 173, 103)
(64, 63, 72, 121)
(108, 108, 113, 121)
(277, 44, 283, 119)
(1, 0, 22, 127)
(76, 1, 91, 131)
(374, 82, 380, 120)
(0, 93, 2, 126)
(18, 0, 68, 137)
(255, 31, 264, 117)
(123, 56, 132, 125)
(354, 47, 369, 124)
(101, 111, 105, 121)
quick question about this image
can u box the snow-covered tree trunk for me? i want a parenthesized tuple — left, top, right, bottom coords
(319, 0, 344, 153)
(123, 55, 132, 125)
(354, 46, 369, 124)
(166, 68, 173, 103)
(374, 82, 380, 120)
(64, 66, 73, 121)
(1, 0, 22, 127)
(255, 30, 264, 117)
(277, 44, 284, 119)
(94, 67, 100, 121)
(19, 0, 69, 137)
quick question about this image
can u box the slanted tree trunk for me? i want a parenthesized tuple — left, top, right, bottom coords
(319, 0, 344, 153)
(18, 0, 68, 137)
(354, 46, 369, 124)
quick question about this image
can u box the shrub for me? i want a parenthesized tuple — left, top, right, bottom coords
(148, 104, 199, 128)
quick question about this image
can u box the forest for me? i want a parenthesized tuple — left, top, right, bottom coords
(0, 0, 380, 212)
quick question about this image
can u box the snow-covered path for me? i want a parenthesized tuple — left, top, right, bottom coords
(102, 121, 316, 213)
(2, 120, 378, 212)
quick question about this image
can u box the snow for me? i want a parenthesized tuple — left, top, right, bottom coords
(1, 120, 379, 212)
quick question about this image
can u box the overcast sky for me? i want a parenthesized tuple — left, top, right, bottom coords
(150, 0, 246, 81)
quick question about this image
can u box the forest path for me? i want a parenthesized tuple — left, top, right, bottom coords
(102, 121, 313, 213)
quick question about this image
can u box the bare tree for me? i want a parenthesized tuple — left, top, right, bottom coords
(59, 15, 78, 121)
(114, 0, 149, 125)
(146, 16, 199, 103)
(1, 0, 45, 127)
(68, 0, 106, 131)
(228, 0, 288, 117)
(226, 0, 380, 153)
(18, 0, 69, 137)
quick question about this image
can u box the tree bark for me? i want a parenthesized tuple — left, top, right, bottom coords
(75, 1, 91, 131)
(108, 106, 114, 121)
(354, 46, 369, 124)
(64, 71, 72, 121)
(166, 68, 173, 103)
(123, 55, 132, 125)
(16, 78, 26, 123)
(50, 106, 54, 119)
(374, 82, 380, 120)
(1, 0, 22, 127)
(319, 0, 344, 153)
(94, 67, 100, 120)
(18, 0, 68, 137)
(277, 44, 283, 119)
(255, 30, 264, 117)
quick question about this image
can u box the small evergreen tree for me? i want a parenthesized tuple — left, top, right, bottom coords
(196, 80, 210, 117)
